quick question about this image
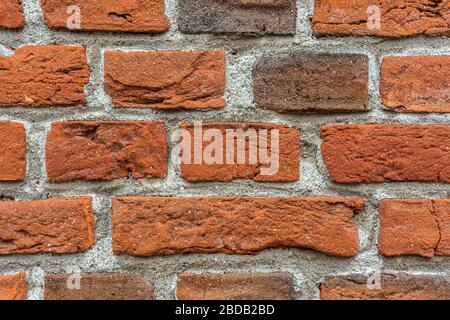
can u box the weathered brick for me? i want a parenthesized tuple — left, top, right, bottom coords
(253, 53, 369, 113)
(321, 274, 450, 300)
(177, 273, 293, 300)
(41, 0, 169, 33)
(104, 50, 225, 110)
(112, 197, 364, 257)
(180, 123, 300, 182)
(0, 46, 90, 107)
(45, 274, 154, 300)
(312, 0, 450, 38)
(177, 0, 296, 35)
(46, 121, 168, 182)
(381, 56, 450, 113)
(379, 199, 450, 257)
(0, 273, 27, 300)
(321, 125, 450, 183)
(0, 197, 95, 254)
(0, 0, 24, 29)
(0, 122, 26, 181)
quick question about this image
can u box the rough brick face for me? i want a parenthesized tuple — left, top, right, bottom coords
(312, 0, 450, 38)
(178, 0, 296, 35)
(0, 46, 90, 107)
(112, 197, 364, 257)
(104, 50, 226, 110)
(0, 273, 27, 300)
(0, 0, 23, 29)
(381, 56, 450, 113)
(46, 121, 168, 182)
(177, 273, 293, 300)
(45, 274, 154, 300)
(41, 0, 169, 33)
(253, 53, 369, 113)
(0, 122, 26, 182)
(321, 125, 450, 183)
(0, 197, 95, 254)
(180, 123, 300, 182)
(321, 274, 450, 300)
(379, 199, 450, 257)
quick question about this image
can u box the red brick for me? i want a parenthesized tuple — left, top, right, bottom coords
(0, 46, 89, 107)
(321, 125, 450, 183)
(381, 56, 450, 113)
(45, 274, 154, 300)
(112, 197, 364, 257)
(104, 50, 226, 109)
(46, 121, 168, 182)
(0, 273, 27, 300)
(253, 53, 369, 112)
(41, 0, 169, 33)
(0, 197, 95, 254)
(180, 123, 300, 182)
(0, 0, 24, 29)
(321, 274, 450, 300)
(177, 273, 293, 300)
(379, 199, 450, 257)
(312, 0, 450, 38)
(0, 122, 26, 181)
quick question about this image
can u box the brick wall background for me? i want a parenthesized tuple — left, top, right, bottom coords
(0, 0, 449, 300)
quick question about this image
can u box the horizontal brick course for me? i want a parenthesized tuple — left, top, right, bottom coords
(321, 125, 450, 183)
(177, 273, 293, 300)
(381, 56, 450, 113)
(253, 53, 369, 113)
(0, 197, 95, 254)
(112, 197, 364, 257)
(104, 50, 226, 110)
(41, 0, 169, 33)
(180, 123, 300, 182)
(312, 0, 450, 38)
(177, 0, 296, 35)
(0, 46, 90, 107)
(379, 199, 450, 257)
(46, 121, 168, 182)
(321, 274, 450, 300)
(45, 274, 154, 300)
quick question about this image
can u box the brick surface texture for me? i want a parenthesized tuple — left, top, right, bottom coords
(0, 0, 449, 301)
(177, 273, 293, 300)
(41, 0, 169, 33)
(112, 197, 364, 257)
(321, 274, 450, 300)
(0, 0, 24, 29)
(312, 0, 450, 38)
(45, 274, 154, 300)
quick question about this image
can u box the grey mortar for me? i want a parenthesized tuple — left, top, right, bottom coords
(0, 0, 449, 300)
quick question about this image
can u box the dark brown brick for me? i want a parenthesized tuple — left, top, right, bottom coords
(253, 53, 369, 112)
(45, 274, 154, 300)
(177, 0, 296, 35)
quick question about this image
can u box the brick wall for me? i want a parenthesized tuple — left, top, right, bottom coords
(0, 0, 449, 300)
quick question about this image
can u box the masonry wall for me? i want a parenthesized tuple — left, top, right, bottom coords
(0, 0, 449, 300)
